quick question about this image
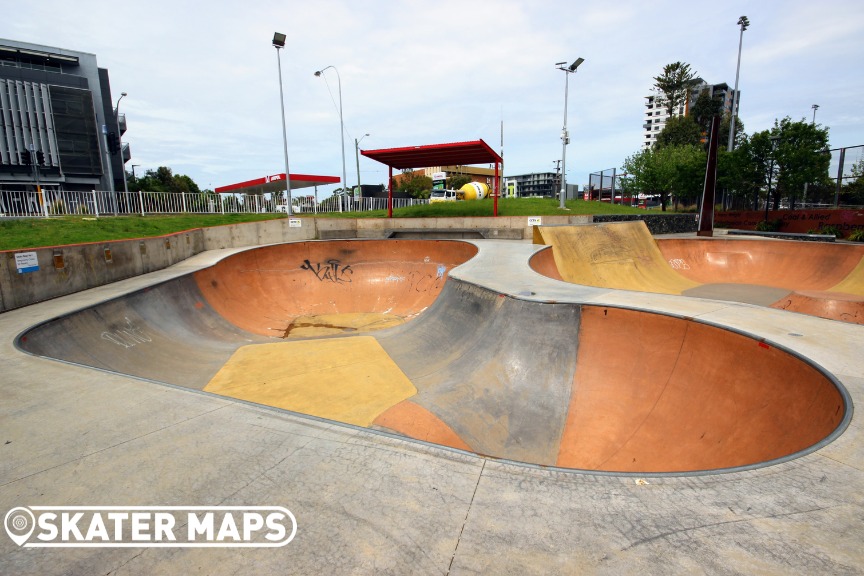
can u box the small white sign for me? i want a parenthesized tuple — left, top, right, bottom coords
(15, 252, 39, 274)
(288, 219, 302, 228)
(527, 216, 542, 226)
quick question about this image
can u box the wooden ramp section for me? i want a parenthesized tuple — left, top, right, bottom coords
(533, 221, 699, 294)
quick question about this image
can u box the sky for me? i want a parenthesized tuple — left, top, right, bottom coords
(5, 0, 864, 194)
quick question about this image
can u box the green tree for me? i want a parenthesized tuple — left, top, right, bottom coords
(842, 158, 864, 205)
(653, 62, 697, 117)
(667, 145, 707, 209)
(621, 148, 674, 211)
(622, 145, 707, 211)
(741, 130, 778, 210)
(717, 137, 762, 209)
(772, 117, 831, 209)
(395, 170, 433, 199)
(689, 89, 725, 137)
(655, 115, 702, 149)
(719, 114, 746, 151)
(447, 174, 472, 190)
(129, 166, 203, 194)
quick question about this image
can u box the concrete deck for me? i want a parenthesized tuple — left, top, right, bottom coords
(2, 238, 863, 574)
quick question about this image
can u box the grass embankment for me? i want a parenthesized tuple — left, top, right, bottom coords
(0, 199, 651, 251)
(0, 213, 282, 251)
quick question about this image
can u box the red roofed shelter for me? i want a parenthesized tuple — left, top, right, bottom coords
(361, 139, 503, 217)
(215, 173, 340, 213)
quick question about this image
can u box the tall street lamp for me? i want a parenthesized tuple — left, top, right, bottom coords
(273, 32, 293, 215)
(727, 15, 749, 152)
(314, 66, 347, 212)
(557, 57, 584, 209)
(354, 133, 369, 200)
(812, 104, 819, 124)
(115, 92, 139, 215)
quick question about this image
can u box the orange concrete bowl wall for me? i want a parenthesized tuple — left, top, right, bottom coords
(529, 245, 849, 473)
(194, 239, 479, 337)
(561, 306, 848, 473)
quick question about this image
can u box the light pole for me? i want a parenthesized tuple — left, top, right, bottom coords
(727, 16, 749, 152)
(354, 133, 369, 200)
(115, 92, 138, 215)
(557, 58, 584, 209)
(314, 66, 347, 212)
(273, 32, 293, 215)
(812, 104, 819, 124)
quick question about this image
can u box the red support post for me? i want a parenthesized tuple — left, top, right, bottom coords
(387, 166, 393, 218)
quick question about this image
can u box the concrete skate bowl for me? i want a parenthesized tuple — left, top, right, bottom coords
(16, 237, 849, 474)
(531, 221, 864, 324)
(16, 239, 477, 388)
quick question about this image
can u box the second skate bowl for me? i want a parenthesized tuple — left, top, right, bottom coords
(17, 239, 849, 474)
(532, 221, 864, 324)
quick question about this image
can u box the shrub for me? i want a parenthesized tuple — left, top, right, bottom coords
(809, 224, 841, 238)
(847, 228, 864, 242)
(756, 219, 783, 232)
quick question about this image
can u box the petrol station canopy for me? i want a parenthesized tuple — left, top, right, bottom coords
(214, 173, 340, 195)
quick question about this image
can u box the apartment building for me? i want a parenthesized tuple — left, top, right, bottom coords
(642, 80, 738, 148)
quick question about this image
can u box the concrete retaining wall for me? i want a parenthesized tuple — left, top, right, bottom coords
(0, 213, 695, 313)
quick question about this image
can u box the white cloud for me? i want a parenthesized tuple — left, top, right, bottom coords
(5, 0, 864, 192)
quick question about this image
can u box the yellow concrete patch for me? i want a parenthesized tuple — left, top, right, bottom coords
(830, 256, 864, 296)
(284, 312, 406, 338)
(204, 336, 417, 427)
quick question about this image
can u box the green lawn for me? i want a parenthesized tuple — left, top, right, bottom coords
(0, 199, 655, 250)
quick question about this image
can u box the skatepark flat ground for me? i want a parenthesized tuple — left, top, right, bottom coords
(2, 237, 864, 574)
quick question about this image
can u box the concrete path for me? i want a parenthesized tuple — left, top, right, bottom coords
(1, 239, 863, 574)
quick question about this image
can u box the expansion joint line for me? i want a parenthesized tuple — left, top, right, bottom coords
(446, 459, 486, 575)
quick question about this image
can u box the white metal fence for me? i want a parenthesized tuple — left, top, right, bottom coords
(0, 189, 429, 218)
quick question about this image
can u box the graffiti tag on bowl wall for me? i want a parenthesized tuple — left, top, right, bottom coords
(102, 317, 152, 348)
(301, 259, 353, 283)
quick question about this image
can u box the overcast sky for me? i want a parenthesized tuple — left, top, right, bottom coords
(6, 0, 864, 193)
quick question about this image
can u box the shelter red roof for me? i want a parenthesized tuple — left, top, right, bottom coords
(214, 173, 340, 195)
(361, 140, 502, 170)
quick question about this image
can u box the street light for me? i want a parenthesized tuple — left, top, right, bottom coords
(354, 133, 369, 201)
(314, 66, 347, 212)
(557, 57, 584, 209)
(812, 104, 819, 124)
(115, 92, 139, 215)
(727, 15, 749, 152)
(273, 32, 293, 215)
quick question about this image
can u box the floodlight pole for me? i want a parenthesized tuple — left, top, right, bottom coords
(727, 16, 749, 152)
(273, 32, 293, 215)
(557, 58, 584, 209)
(314, 66, 347, 213)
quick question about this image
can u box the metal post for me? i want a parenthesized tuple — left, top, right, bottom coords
(557, 58, 583, 209)
(728, 16, 749, 152)
(314, 66, 346, 213)
(115, 93, 132, 215)
(834, 147, 845, 207)
(273, 33, 293, 215)
(559, 68, 570, 209)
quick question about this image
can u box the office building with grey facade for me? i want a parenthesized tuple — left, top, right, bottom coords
(0, 39, 128, 214)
